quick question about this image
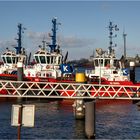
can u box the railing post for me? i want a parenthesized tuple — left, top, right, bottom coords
(17, 61, 23, 81)
(130, 61, 135, 83)
(17, 61, 23, 102)
(85, 99, 96, 139)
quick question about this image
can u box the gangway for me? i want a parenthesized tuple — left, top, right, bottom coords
(0, 80, 140, 100)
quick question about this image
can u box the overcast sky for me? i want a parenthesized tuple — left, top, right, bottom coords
(0, 1, 140, 60)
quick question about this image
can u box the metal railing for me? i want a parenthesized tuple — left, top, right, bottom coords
(0, 80, 140, 100)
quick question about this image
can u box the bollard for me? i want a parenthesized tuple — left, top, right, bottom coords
(17, 61, 24, 103)
(85, 100, 96, 139)
(73, 73, 86, 120)
(75, 73, 86, 83)
(129, 61, 135, 83)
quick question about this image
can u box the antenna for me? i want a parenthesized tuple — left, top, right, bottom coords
(49, 17, 61, 53)
(15, 23, 26, 54)
(42, 40, 46, 50)
(123, 28, 127, 59)
(108, 21, 119, 56)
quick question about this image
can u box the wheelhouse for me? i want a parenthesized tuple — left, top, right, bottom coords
(93, 57, 118, 68)
(34, 49, 62, 65)
(1, 51, 26, 65)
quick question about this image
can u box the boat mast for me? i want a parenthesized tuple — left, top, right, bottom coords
(42, 40, 46, 50)
(15, 23, 26, 54)
(49, 17, 61, 53)
(123, 30, 127, 59)
(108, 21, 119, 56)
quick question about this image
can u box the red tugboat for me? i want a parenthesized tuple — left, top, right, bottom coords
(23, 17, 74, 82)
(84, 22, 140, 98)
(0, 23, 27, 81)
(85, 21, 138, 86)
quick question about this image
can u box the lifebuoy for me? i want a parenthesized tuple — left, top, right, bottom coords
(46, 65, 50, 69)
(36, 72, 41, 77)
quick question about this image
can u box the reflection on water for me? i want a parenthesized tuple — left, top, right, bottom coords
(0, 100, 86, 139)
(96, 100, 140, 139)
(73, 120, 85, 139)
(0, 100, 140, 139)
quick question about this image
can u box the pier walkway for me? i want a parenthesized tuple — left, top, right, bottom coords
(0, 80, 140, 100)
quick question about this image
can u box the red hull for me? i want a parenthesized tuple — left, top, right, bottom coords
(0, 74, 140, 97)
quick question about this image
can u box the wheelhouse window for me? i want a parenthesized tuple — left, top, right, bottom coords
(2, 57, 6, 63)
(53, 56, 57, 64)
(6, 57, 12, 63)
(12, 57, 16, 64)
(99, 59, 104, 66)
(35, 56, 39, 63)
(94, 59, 99, 66)
(46, 56, 50, 64)
(113, 59, 118, 66)
(105, 59, 110, 66)
(58, 56, 61, 64)
(40, 56, 46, 64)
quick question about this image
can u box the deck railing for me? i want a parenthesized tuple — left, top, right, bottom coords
(0, 80, 140, 100)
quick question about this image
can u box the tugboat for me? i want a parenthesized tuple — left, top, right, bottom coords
(0, 23, 27, 80)
(85, 21, 136, 85)
(24, 17, 74, 82)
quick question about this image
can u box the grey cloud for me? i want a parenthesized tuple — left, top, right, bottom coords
(27, 31, 96, 49)
(26, 31, 97, 60)
(0, 40, 17, 53)
(26, 31, 50, 42)
(57, 35, 96, 49)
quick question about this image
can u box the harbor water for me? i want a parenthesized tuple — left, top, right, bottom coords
(0, 68, 140, 139)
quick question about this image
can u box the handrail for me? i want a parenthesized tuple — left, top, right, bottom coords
(0, 80, 140, 99)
